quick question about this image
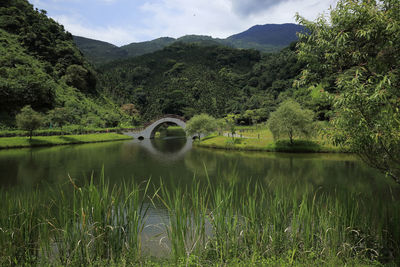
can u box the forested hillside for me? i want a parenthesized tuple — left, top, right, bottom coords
(0, 0, 320, 128)
(97, 42, 304, 121)
(0, 0, 125, 127)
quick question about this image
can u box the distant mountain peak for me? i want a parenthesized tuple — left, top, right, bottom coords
(227, 23, 305, 46)
(74, 23, 304, 65)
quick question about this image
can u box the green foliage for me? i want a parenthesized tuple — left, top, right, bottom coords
(185, 114, 217, 139)
(98, 43, 303, 121)
(224, 114, 237, 139)
(0, 29, 58, 114)
(46, 107, 69, 128)
(15, 105, 43, 139)
(267, 99, 314, 144)
(215, 118, 227, 136)
(63, 64, 96, 94)
(98, 43, 260, 120)
(0, 0, 96, 91)
(296, 0, 400, 183)
(0, 0, 113, 127)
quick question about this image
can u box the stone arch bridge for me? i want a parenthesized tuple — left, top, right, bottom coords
(124, 114, 188, 139)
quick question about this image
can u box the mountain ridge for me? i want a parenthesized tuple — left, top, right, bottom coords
(74, 23, 304, 65)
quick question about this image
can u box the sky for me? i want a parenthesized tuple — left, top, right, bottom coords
(30, 0, 337, 46)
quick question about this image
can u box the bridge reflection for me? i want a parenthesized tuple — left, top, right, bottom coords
(126, 137, 193, 162)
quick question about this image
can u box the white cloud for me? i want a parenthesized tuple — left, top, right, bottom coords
(34, 0, 338, 46)
(138, 0, 337, 41)
(53, 15, 134, 46)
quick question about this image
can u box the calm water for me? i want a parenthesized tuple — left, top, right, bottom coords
(0, 137, 397, 196)
(1, 136, 399, 256)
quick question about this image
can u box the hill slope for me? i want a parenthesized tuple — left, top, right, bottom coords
(73, 36, 128, 65)
(227, 23, 304, 47)
(0, 0, 125, 127)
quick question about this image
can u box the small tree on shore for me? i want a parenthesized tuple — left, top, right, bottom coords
(267, 99, 314, 144)
(215, 118, 227, 136)
(16, 105, 43, 140)
(185, 114, 216, 140)
(224, 114, 237, 140)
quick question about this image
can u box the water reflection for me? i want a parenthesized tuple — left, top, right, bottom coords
(0, 139, 398, 200)
(127, 137, 192, 163)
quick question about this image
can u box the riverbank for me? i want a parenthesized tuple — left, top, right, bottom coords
(0, 133, 132, 149)
(196, 135, 345, 153)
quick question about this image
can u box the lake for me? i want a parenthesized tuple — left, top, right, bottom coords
(0, 136, 399, 260)
(0, 137, 396, 196)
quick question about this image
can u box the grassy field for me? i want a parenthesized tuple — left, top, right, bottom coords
(0, 172, 398, 266)
(197, 126, 344, 153)
(0, 133, 132, 149)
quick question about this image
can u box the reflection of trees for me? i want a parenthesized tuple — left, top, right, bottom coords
(0, 142, 126, 188)
(1, 141, 399, 204)
(262, 156, 390, 198)
(150, 138, 186, 154)
(184, 150, 217, 177)
(120, 141, 141, 162)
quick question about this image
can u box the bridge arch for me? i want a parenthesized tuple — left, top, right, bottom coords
(124, 115, 187, 139)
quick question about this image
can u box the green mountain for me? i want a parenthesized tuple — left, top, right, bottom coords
(73, 36, 128, 65)
(97, 42, 303, 121)
(227, 23, 305, 47)
(0, 0, 125, 127)
(120, 37, 175, 58)
(73, 24, 304, 65)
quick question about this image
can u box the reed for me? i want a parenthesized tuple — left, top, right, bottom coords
(0, 170, 399, 266)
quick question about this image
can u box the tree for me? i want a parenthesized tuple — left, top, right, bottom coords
(16, 105, 43, 139)
(215, 118, 227, 136)
(185, 114, 216, 140)
(267, 99, 314, 144)
(296, 0, 400, 183)
(224, 114, 237, 140)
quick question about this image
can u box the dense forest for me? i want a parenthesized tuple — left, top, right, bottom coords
(0, 0, 126, 128)
(0, 0, 328, 128)
(97, 42, 308, 122)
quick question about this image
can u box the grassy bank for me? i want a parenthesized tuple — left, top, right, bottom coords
(197, 126, 344, 153)
(0, 126, 140, 137)
(0, 172, 399, 266)
(0, 133, 132, 149)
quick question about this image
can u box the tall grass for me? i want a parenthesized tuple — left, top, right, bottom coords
(0, 170, 152, 265)
(0, 170, 399, 266)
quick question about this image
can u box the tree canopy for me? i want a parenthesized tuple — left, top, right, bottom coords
(267, 99, 314, 144)
(16, 105, 43, 139)
(185, 114, 216, 139)
(296, 0, 400, 183)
